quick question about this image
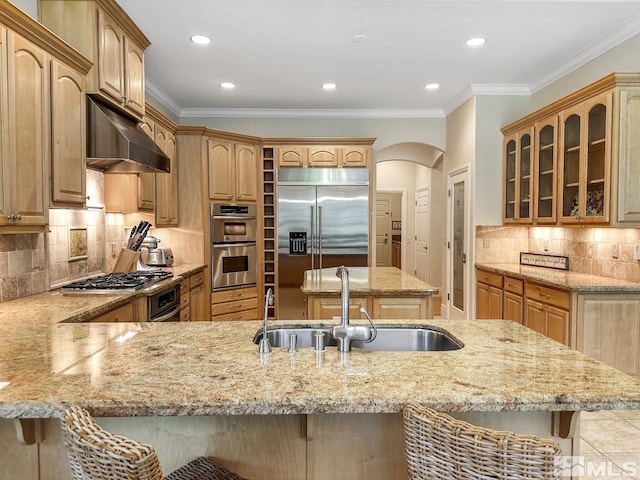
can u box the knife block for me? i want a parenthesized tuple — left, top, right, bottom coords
(111, 248, 140, 273)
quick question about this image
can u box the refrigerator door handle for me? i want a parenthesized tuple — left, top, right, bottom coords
(310, 206, 315, 271)
(318, 205, 323, 269)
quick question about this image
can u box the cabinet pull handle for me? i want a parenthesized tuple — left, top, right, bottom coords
(539, 293, 551, 299)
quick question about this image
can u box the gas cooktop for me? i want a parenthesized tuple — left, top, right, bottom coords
(61, 270, 172, 294)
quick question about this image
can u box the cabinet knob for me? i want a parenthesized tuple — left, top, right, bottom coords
(7, 214, 21, 220)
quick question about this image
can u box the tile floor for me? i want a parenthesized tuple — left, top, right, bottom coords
(578, 409, 640, 479)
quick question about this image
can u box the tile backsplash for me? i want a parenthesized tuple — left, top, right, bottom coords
(476, 225, 640, 283)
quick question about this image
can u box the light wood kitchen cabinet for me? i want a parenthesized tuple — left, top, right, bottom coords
(502, 73, 640, 226)
(372, 297, 429, 319)
(137, 172, 155, 211)
(533, 116, 558, 223)
(179, 271, 207, 321)
(90, 302, 134, 322)
(575, 293, 640, 376)
(307, 296, 369, 321)
(475, 269, 503, 319)
(40, 0, 149, 120)
(208, 139, 258, 202)
(524, 283, 570, 345)
(558, 92, 612, 224)
(503, 276, 524, 324)
(50, 59, 86, 206)
(154, 126, 178, 226)
(211, 286, 259, 321)
(0, 30, 49, 231)
(308, 146, 338, 167)
(277, 145, 306, 167)
(503, 126, 534, 223)
(341, 146, 370, 167)
(179, 277, 190, 321)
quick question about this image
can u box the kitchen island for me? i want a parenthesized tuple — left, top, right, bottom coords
(1, 315, 639, 479)
(301, 266, 439, 319)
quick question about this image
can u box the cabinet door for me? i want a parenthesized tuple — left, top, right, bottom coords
(546, 304, 569, 346)
(137, 172, 155, 211)
(51, 59, 86, 205)
(615, 87, 640, 223)
(503, 128, 533, 224)
(524, 298, 546, 336)
(156, 130, 178, 226)
(4, 32, 48, 226)
(308, 146, 338, 167)
(278, 145, 306, 167)
(372, 297, 429, 320)
(559, 92, 611, 224)
(341, 146, 369, 167)
(476, 283, 503, 319)
(503, 133, 517, 222)
(235, 143, 257, 202)
(190, 284, 208, 321)
(97, 9, 124, 105)
(308, 297, 367, 321)
(208, 140, 234, 200)
(0, 27, 6, 223)
(533, 116, 558, 223)
(503, 291, 523, 324)
(124, 36, 144, 117)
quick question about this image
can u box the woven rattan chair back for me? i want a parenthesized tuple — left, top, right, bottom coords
(61, 406, 163, 480)
(403, 404, 562, 480)
(60, 406, 249, 480)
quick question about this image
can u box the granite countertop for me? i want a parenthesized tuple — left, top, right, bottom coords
(0, 317, 639, 418)
(476, 263, 640, 293)
(0, 264, 206, 324)
(301, 267, 439, 296)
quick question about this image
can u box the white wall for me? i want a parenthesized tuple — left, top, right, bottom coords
(11, 0, 37, 18)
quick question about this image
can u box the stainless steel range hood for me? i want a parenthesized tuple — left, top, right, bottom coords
(86, 96, 170, 174)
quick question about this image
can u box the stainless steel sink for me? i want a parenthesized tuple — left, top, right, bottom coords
(253, 324, 462, 352)
(350, 325, 463, 351)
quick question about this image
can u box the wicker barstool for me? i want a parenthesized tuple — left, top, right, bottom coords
(403, 404, 562, 480)
(60, 406, 248, 480)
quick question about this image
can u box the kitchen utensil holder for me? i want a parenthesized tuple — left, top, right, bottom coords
(111, 248, 141, 273)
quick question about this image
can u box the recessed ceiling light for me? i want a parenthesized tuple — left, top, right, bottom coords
(322, 83, 337, 90)
(191, 35, 211, 45)
(220, 82, 235, 89)
(425, 83, 440, 90)
(352, 34, 369, 43)
(466, 37, 486, 47)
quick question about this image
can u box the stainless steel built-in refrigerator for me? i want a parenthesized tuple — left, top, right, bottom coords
(277, 168, 369, 288)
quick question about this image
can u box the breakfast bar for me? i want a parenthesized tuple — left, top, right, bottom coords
(1, 313, 639, 479)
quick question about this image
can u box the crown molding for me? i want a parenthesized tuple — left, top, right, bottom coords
(145, 78, 183, 117)
(178, 107, 445, 119)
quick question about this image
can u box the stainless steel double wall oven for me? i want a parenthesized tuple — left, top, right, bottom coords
(210, 203, 257, 290)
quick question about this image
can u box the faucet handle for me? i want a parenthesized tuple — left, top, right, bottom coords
(359, 307, 377, 343)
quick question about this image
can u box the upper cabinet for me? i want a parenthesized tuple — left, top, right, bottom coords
(40, 0, 150, 120)
(208, 139, 258, 202)
(269, 139, 374, 169)
(502, 73, 640, 226)
(503, 127, 533, 224)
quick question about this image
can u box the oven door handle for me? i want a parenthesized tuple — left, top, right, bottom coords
(212, 242, 256, 248)
(150, 304, 181, 322)
(213, 215, 256, 221)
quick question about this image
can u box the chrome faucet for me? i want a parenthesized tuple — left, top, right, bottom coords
(331, 266, 376, 352)
(258, 288, 274, 354)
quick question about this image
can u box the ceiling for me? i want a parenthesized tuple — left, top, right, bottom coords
(117, 0, 640, 118)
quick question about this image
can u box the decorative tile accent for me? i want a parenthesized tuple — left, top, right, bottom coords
(68, 228, 88, 261)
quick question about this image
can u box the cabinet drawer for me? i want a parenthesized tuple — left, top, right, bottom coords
(190, 271, 205, 288)
(525, 283, 570, 310)
(211, 286, 258, 304)
(91, 303, 133, 323)
(180, 306, 190, 322)
(214, 309, 260, 322)
(211, 297, 258, 316)
(503, 276, 523, 295)
(476, 269, 503, 288)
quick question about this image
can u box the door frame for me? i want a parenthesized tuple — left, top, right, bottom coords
(445, 165, 471, 320)
(414, 185, 430, 283)
(375, 189, 407, 271)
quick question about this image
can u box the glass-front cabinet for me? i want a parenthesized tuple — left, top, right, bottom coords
(533, 117, 558, 223)
(558, 92, 611, 224)
(503, 127, 534, 223)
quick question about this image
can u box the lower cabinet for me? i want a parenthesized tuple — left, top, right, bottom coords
(503, 277, 524, 324)
(179, 271, 208, 321)
(524, 298, 569, 345)
(475, 269, 503, 319)
(305, 295, 432, 320)
(89, 303, 134, 323)
(211, 286, 259, 321)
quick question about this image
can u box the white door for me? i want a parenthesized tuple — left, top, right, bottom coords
(446, 167, 470, 320)
(414, 186, 430, 282)
(375, 197, 391, 266)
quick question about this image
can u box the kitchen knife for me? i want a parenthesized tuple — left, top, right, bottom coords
(127, 225, 137, 249)
(132, 222, 152, 251)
